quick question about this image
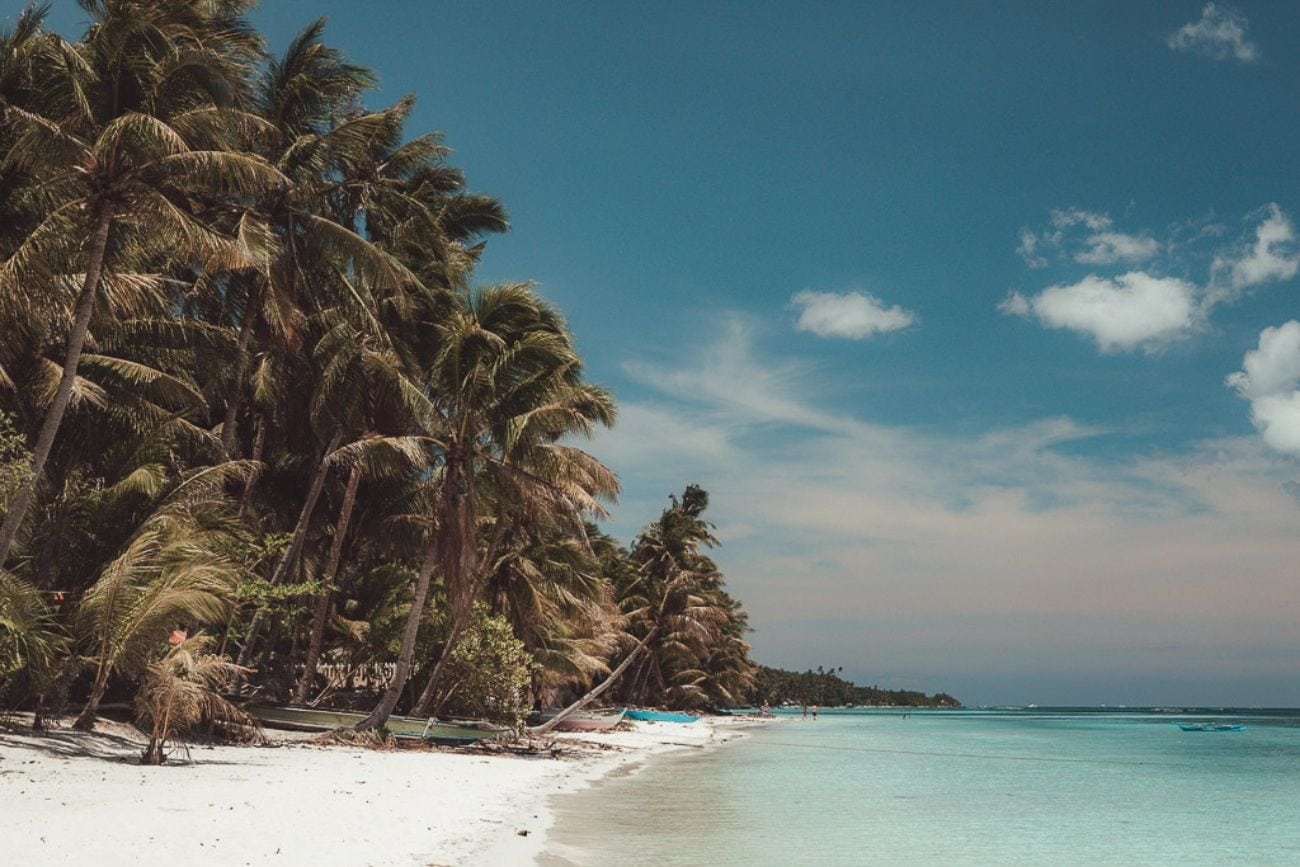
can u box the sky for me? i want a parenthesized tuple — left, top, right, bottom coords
(39, 1, 1300, 706)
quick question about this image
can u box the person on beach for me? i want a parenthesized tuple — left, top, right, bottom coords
(812, 706, 818, 721)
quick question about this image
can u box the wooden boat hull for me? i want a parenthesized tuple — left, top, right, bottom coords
(547, 709, 626, 732)
(246, 705, 508, 744)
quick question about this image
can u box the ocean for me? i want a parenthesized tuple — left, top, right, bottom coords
(539, 708, 1300, 865)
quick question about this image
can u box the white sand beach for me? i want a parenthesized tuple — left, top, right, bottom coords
(0, 716, 755, 866)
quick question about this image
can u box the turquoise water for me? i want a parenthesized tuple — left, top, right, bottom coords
(540, 709, 1300, 865)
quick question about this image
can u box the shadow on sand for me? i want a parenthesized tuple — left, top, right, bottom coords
(0, 726, 143, 763)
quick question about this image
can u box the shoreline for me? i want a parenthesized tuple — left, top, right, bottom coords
(0, 713, 765, 866)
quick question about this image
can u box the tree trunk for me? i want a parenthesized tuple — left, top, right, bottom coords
(527, 627, 659, 736)
(237, 427, 344, 667)
(409, 609, 470, 717)
(220, 280, 261, 457)
(354, 534, 438, 731)
(293, 463, 362, 703)
(73, 669, 110, 731)
(32, 693, 46, 732)
(409, 451, 475, 717)
(236, 413, 266, 520)
(0, 203, 115, 567)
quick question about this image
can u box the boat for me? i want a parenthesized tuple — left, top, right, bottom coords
(622, 708, 700, 723)
(1177, 722, 1244, 732)
(246, 705, 509, 744)
(531, 708, 626, 732)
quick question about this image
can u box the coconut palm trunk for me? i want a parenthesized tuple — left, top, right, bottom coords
(410, 607, 470, 717)
(237, 427, 344, 667)
(355, 533, 439, 730)
(220, 281, 262, 457)
(74, 648, 116, 731)
(527, 626, 659, 736)
(292, 462, 362, 703)
(409, 452, 478, 717)
(236, 414, 266, 519)
(0, 203, 115, 568)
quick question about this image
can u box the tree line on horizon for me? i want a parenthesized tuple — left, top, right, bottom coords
(0, 1, 758, 755)
(751, 665, 959, 709)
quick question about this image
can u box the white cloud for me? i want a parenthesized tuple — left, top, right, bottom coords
(1011, 204, 1298, 353)
(999, 291, 1030, 317)
(1228, 321, 1300, 455)
(1167, 3, 1259, 63)
(1001, 272, 1199, 353)
(1075, 231, 1160, 266)
(791, 290, 916, 339)
(1210, 204, 1299, 295)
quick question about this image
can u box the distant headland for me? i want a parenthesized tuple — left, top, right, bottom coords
(748, 665, 960, 708)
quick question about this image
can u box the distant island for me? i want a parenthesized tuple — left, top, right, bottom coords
(748, 665, 960, 708)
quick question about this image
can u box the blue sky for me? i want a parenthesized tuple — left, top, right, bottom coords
(42, 1, 1300, 705)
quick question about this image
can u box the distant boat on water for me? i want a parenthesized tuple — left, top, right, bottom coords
(1177, 722, 1244, 732)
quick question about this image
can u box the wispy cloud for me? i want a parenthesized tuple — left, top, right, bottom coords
(1006, 204, 1298, 353)
(1228, 321, 1300, 455)
(1075, 231, 1161, 266)
(790, 290, 916, 339)
(592, 318, 1300, 700)
(1022, 208, 1161, 268)
(1167, 3, 1259, 63)
(1016, 228, 1048, 269)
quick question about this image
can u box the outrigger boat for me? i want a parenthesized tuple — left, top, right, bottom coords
(246, 705, 509, 745)
(1177, 722, 1244, 732)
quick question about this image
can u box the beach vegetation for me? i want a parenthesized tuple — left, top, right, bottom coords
(431, 603, 534, 728)
(134, 632, 259, 764)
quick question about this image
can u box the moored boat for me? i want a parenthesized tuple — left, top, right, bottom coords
(622, 708, 700, 723)
(246, 704, 509, 744)
(534, 708, 626, 732)
(1177, 722, 1244, 732)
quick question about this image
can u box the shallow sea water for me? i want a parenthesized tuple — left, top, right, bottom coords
(539, 709, 1300, 866)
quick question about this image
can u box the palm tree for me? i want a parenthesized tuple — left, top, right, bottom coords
(357, 283, 618, 729)
(0, 567, 68, 729)
(134, 631, 258, 764)
(617, 485, 735, 709)
(73, 462, 251, 730)
(532, 486, 733, 732)
(0, 0, 282, 567)
(482, 521, 622, 709)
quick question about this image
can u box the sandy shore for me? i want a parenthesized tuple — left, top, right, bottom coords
(0, 714, 757, 866)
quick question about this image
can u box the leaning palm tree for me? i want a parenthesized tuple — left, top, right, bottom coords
(135, 631, 259, 764)
(0, 0, 282, 567)
(617, 485, 732, 709)
(529, 486, 729, 733)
